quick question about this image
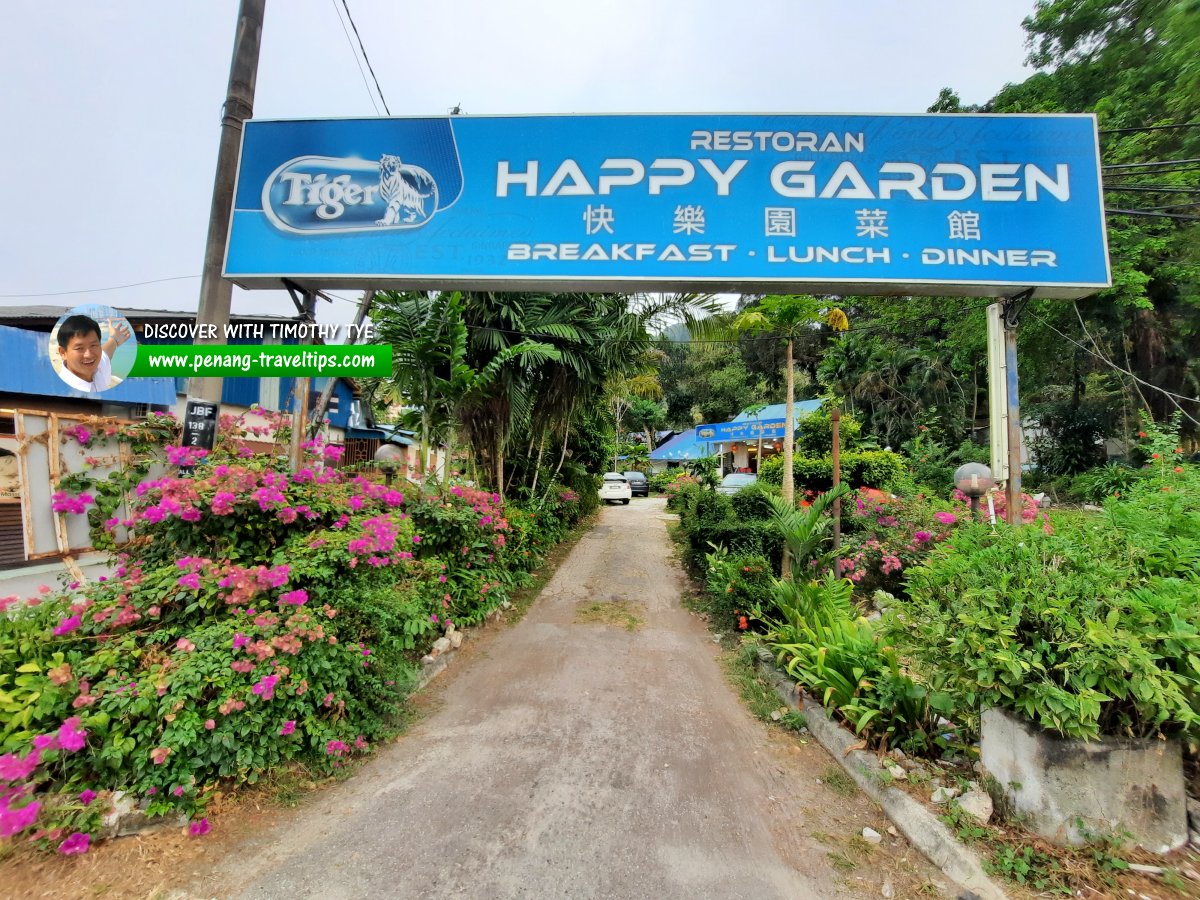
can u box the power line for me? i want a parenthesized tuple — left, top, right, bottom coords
(0, 275, 200, 299)
(329, 0, 380, 116)
(338, 0, 391, 115)
(1102, 184, 1200, 194)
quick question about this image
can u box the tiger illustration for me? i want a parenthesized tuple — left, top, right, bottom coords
(375, 154, 436, 226)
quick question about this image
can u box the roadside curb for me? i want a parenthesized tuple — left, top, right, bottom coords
(753, 648, 1009, 900)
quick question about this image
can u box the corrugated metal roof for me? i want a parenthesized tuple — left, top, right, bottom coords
(0, 306, 299, 325)
(0, 325, 175, 405)
(730, 400, 823, 423)
(651, 401, 825, 461)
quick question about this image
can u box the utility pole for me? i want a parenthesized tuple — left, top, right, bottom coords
(288, 290, 317, 471)
(191, 0, 266, 406)
(308, 291, 376, 438)
(1002, 290, 1032, 526)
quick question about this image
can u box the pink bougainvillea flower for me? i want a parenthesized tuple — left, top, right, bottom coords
(251, 674, 279, 701)
(933, 512, 957, 525)
(0, 800, 40, 838)
(278, 589, 308, 606)
(177, 572, 201, 590)
(204, 719, 216, 730)
(150, 746, 171, 765)
(58, 832, 90, 855)
(232, 632, 250, 650)
(175, 637, 196, 653)
(913, 531, 933, 543)
(53, 615, 82, 636)
(33, 733, 60, 751)
(279, 721, 296, 736)
(37, 584, 52, 595)
(58, 718, 87, 753)
(325, 740, 349, 756)
(0, 751, 40, 782)
(78, 789, 97, 806)
(189, 818, 211, 837)
(172, 785, 185, 797)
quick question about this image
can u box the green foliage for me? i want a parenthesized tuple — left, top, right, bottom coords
(764, 574, 947, 755)
(765, 484, 850, 578)
(1028, 400, 1109, 477)
(901, 432, 991, 496)
(3, 425, 585, 847)
(684, 455, 720, 490)
(796, 406, 862, 458)
(1068, 463, 1146, 503)
(889, 496, 1200, 740)
(703, 548, 774, 628)
(758, 450, 906, 493)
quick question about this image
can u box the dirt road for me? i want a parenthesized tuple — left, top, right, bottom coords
(187, 498, 942, 899)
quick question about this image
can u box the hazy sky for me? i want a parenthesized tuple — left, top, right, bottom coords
(0, 0, 1041, 325)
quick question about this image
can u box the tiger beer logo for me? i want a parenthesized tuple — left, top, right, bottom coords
(262, 154, 440, 233)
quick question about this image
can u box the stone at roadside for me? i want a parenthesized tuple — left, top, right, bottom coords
(880, 879, 894, 898)
(770, 710, 782, 721)
(889, 748, 905, 760)
(1188, 797, 1200, 831)
(886, 825, 898, 837)
(885, 763, 906, 781)
(1082, 503, 1103, 511)
(957, 788, 994, 823)
(431, 637, 451, 657)
(449, 631, 463, 649)
(862, 826, 882, 844)
(445, 622, 455, 635)
(931, 785, 960, 804)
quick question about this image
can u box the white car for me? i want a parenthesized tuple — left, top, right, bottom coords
(598, 472, 632, 504)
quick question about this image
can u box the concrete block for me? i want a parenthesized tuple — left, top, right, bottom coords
(980, 706, 1188, 852)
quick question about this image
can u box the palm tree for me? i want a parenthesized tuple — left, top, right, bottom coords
(734, 295, 848, 578)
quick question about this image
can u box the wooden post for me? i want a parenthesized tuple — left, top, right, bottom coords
(831, 407, 842, 573)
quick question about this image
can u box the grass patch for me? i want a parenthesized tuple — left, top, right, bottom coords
(827, 851, 857, 872)
(721, 644, 790, 721)
(821, 765, 859, 797)
(575, 599, 644, 631)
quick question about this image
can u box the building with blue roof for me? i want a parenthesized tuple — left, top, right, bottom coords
(648, 399, 824, 473)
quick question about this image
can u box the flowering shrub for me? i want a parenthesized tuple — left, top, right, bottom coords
(4, 421, 586, 852)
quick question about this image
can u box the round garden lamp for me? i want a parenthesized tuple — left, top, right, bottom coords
(954, 462, 994, 520)
(373, 442, 406, 485)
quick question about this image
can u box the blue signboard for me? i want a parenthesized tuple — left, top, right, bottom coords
(696, 419, 787, 442)
(225, 114, 1110, 299)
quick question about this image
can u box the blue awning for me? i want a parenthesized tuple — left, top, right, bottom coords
(0, 325, 175, 406)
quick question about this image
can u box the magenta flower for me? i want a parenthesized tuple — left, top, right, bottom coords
(78, 789, 97, 806)
(0, 751, 40, 782)
(53, 615, 82, 636)
(58, 831, 90, 855)
(177, 572, 201, 590)
(279, 589, 308, 606)
(0, 800, 40, 838)
(914, 531, 933, 543)
(325, 739, 349, 756)
(251, 674, 279, 701)
(189, 818, 211, 837)
(934, 511, 957, 525)
(204, 719, 216, 730)
(33, 733, 59, 752)
(150, 746, 171, 765)
(172, 785, 185, 797)
(232, 632, 250, 650)
(58, 717, 87, 752)
(279, 720, 296, 736)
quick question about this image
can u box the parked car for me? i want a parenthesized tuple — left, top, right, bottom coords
(716, 472, 758, 495)
(622, 471, 649, 497)
(598, 472, 632, 504)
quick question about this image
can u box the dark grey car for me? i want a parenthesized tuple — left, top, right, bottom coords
(622, 471, 650, 497)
